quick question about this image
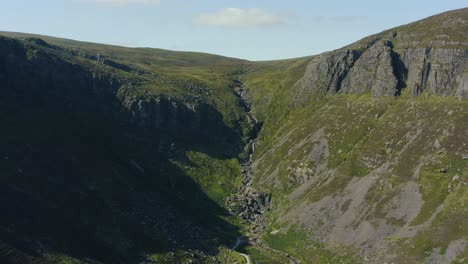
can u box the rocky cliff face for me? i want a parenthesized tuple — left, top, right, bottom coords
(297, 24, 468, 99)
(296, 38, 400, 97)
(0, 36, 245, 152)
(401, 46, 468, 97)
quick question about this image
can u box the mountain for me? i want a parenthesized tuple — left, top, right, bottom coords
(0, 7, 467, 264)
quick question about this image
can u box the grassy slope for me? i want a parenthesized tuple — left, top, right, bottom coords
(248, 93, 467, 262)
(239, 8, 468, 264)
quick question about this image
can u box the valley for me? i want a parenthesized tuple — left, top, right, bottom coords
(0, 7, 467, 264)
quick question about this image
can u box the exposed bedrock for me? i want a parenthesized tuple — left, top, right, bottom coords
(298, 37, 468, 98)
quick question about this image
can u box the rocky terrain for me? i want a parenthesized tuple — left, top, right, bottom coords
(0, 7, 467, 264)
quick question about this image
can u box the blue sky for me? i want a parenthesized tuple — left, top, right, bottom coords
(1, 0, 466, 60)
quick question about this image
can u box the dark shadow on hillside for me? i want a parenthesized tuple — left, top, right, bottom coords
(0, 37, 243, 263)
(388, 41, 408, 96)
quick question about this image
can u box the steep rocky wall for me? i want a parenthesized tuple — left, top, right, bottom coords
(0, 37, 242, 152)
(399, 46, 468, 97)
(297, 37, 468, 98)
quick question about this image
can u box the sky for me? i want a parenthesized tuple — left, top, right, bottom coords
(0, 0, 466, 61)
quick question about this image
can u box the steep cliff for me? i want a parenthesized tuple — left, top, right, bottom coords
(296, 9, 468, 99)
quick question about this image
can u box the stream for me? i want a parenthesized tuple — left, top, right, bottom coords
(230, 79, 299, 264)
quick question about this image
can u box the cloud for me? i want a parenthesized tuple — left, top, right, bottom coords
(86, 0, 160, 6)
(194, 8, 286, 28)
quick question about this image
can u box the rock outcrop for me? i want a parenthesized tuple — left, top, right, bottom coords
(401, 47, 468, 97)
(297, 27, 468, 99)
(297, 38, 402, 97)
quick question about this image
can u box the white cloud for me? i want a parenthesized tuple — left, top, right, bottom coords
(194, 8, 286, 28)
(88, 0, 160, 6)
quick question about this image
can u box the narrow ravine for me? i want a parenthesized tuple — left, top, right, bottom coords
(227, 79, 300, 264)
(226, 78, 269, 236)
